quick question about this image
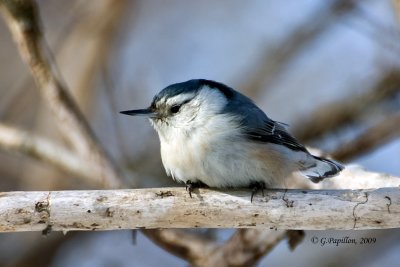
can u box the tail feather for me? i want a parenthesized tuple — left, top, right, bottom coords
(301, 156, 344, 183)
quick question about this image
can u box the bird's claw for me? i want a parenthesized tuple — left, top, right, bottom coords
(185, 180, 208, 198)
(186, 180, 194, 198)
(250, 181, 266, 202)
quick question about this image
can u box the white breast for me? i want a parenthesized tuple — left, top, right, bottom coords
(158, 113, 296, 188)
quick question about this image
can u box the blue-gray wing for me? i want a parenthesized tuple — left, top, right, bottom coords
(223, 94, 307, 152)
(243, 117, 308, 152)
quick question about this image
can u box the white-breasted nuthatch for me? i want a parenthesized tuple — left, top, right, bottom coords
(121, 79, 344, 199)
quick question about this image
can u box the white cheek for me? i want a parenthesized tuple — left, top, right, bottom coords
(182, 87, 227, 128)
(178, 105, 200, 125)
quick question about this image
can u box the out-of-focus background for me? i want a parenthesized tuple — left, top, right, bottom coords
(0, 0, 400, 266)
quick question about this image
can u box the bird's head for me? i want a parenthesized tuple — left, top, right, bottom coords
(120, 79, 236, 139)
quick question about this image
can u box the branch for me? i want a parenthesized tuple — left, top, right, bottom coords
(1, 186, 399, 233)
(0, 123, 104, 186)
(0, 0, 121, 188)
(142, 229, 217, 265)
(144, 228, 302, 267)
(293, 70, 400, 142)
(0, 122, 398, 265)
(143, 229, 293, 267)
(331, 114, 400, 162)
(204, 229, 288, 267)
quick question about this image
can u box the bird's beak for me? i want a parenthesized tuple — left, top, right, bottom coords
(120, 108, 156, 118)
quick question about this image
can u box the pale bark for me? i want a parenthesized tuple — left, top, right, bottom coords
(1, 186, 399, 233)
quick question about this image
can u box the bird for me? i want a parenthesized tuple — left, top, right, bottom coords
(120, 79, 344, 200)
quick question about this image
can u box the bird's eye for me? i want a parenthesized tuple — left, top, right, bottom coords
(170, 105, 181, 114)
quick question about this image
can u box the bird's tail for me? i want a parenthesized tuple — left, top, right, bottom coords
(301, 156, 344, 183)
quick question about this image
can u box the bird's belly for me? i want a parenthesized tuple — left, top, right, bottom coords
(160, 135, 291, 188)
(160, 136, 209, 183)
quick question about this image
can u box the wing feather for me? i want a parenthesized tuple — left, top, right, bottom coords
(243, 118, 308, 152)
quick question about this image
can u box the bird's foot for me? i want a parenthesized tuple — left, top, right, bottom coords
(249, 181, 266, 202)
(185, 180, 207, 198)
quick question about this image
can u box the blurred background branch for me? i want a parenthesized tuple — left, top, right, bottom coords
(331, 113, 400, 161)
(293, 69, 400, 144)
(0, 0, 122, 188)
(0, 123, 96, 183)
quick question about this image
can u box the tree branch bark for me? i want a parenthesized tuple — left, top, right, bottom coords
(1, 186, 399, 233)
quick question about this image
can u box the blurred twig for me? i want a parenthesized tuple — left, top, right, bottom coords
(0, 123, 102, 185)
(331, 113, 400, 162)
(205, 229, 287, 267)
(293, 69, 400, 143)
(143, 229, 217, 266)
(145, 228, 300, 267)
(0, 1, 83, 123)
(0, 0, 121, 188)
